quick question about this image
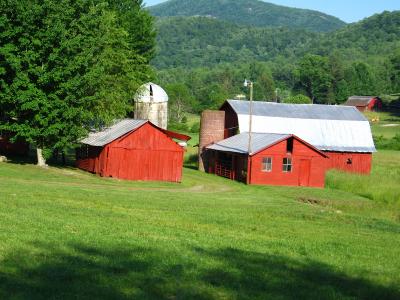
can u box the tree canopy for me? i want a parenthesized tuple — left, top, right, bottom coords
(0, 0, 155, 164)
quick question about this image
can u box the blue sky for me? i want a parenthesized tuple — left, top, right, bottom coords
(143, 0, 400, 23)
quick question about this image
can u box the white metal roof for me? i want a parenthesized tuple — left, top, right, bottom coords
(81, 119, 147, 147)
(225, 100, 376, 153)
(206, 132, 291, 155)
(134, 82, 168, 103)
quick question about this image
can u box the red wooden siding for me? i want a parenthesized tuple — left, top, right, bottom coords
(0, 134, 29, 156)
(249, 138, 326, 187)
(324, 151, 372, 174)
(355, 98, 382, 112)
(220, 102, 239, 138)
(207, 137, 327, 188)
(76, 123, 184, 182)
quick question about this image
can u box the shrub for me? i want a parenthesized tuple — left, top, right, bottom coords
(284, 94, 312, 104)
(374, 134, 400, 151)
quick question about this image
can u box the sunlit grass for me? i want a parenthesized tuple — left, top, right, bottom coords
(0, 150, 399, 299)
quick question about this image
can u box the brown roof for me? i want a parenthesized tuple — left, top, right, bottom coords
(345, 96, 377, 107)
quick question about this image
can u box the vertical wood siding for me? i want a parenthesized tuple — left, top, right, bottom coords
(249, 138, 327, 188)
(324, 152, 372, 174)
(76, 123, 184, 182)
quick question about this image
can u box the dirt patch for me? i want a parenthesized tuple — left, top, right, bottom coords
(297, 197, 324, 205)
(381, 124, 400, 127)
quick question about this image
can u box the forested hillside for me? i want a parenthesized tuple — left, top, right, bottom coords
(153, 17, 316, 69)
(151, 10, 400, 123)
(148, 0, 345, 32)
(153, 11, 400, 69)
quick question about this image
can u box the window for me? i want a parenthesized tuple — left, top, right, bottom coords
(347, 158, 352, 165)
(282, 157, 292, 172)
(262, 157, 272, 172)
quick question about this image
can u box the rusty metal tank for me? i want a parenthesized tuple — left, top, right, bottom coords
(198, 110, 225, 172)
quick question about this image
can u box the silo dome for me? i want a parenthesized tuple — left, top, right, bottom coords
(134, 82, 168, 129)
(135, 82, 168, 103)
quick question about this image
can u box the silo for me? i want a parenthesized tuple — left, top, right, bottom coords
(198, 110, 225, 172)
(134, 82, 168, 129)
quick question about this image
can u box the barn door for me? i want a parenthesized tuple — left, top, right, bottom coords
(299, 159, 311, 186)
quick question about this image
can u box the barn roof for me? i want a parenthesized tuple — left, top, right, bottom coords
(81, 119, 191, 147)
(223, 100, 376, 153)
(206, 132, 290, 155)
(226, 100, 367, 121)
(81, 119, 147, 146)
(344, 96, 376, 107)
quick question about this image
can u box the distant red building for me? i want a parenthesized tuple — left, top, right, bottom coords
(344, 96, 382, 112)
(76, 119, 190, 182)
(206, 133, 327, 187)
(0, 132, 29, 156)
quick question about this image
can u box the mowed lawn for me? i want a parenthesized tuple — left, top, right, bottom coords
(0, 151, 399, 299)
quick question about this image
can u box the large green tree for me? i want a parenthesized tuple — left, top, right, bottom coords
(389, 49, 400, 93)
(0, 0, 154, 165)
(296, 54, 332, 103)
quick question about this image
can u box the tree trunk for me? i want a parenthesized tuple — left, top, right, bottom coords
(36, 148, 47, 167)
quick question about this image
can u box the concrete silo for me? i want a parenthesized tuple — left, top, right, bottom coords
(134, 82, 168, 129)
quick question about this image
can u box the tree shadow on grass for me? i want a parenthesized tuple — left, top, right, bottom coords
(0, 243, 398, 300)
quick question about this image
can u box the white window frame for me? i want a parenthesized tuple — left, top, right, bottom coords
(262, 157, 272, 172)
(282, 157, 292, 172)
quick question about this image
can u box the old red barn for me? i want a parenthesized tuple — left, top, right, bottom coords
(218, 100, 376, 174)
(205, 133, 327, 187)
(344, 96, 382, 112)
(76, 119, 190, 182)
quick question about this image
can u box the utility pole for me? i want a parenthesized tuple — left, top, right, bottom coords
(244, 79, 253, 155)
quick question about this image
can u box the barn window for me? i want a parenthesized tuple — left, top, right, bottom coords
(347, 158, 352, 165)
(262, 157, 272, 172)
(282, 157, 292, 172)
(286, 138, 293, 153)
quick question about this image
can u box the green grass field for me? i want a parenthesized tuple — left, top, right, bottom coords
(0, 149, 399, 299)
(366, 111, 400, 139)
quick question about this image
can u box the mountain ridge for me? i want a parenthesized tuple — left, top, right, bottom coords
(148, 0, 346, 32)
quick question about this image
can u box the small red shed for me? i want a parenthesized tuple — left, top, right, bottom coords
(205, 132, 328, 187)
(344, 96, 382, 112)
(0, 131, 29, 156)
(76, 119, 190, 182)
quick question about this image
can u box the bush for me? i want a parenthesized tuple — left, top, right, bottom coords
(374, 134, 400, 151)
(190, 122, 200, 133)
(284, 94, 312, 104)
(168, 122, 189, 132)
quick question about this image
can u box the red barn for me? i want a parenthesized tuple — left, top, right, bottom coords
(0, 131, 29, 156)
(76, 119, 190, 182)
(218, 100, 376, 174)
(344, 96, 382, 112)
(205, 133, 327, 187)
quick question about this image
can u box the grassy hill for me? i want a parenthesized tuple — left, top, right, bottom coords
(0, 150, 399, 298)
(148, 0, 346, 32)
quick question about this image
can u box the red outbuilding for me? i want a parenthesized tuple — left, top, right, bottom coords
(0, 131, 29, 156)
(217, 100, 376, 175)
(205, 132, 328, 187)
(344, 96, 382, 112)
(76, 119, 190, 182)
